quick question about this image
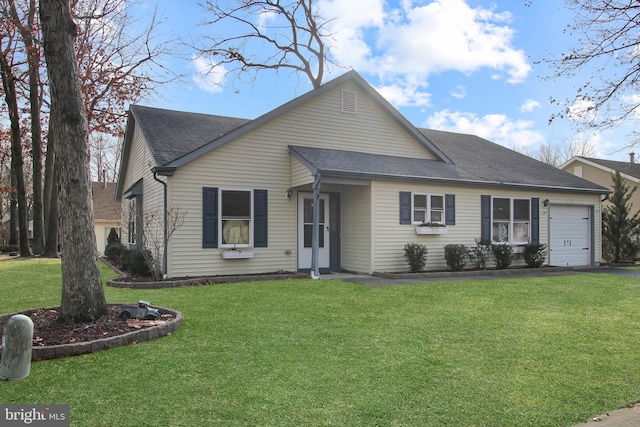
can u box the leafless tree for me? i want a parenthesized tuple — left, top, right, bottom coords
(518, 138, 596, 167)
(196, 0, 334, 89)
(40, 0, 107, 323)
(550, 1, 640, 145)
(0, 11, 31, 256)
(6, 0, 45, 254)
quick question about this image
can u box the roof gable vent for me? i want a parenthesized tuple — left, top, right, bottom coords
(341, 90, 357, 114)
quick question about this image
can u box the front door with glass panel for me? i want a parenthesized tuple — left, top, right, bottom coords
(298, 193, 330, 270)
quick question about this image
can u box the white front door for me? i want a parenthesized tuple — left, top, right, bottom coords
(298, 192, 330, 270)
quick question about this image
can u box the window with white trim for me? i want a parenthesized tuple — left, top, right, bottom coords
(492, 198, 530, 244)
(220, 189, 253, 247)
(412, 193, 445, 224)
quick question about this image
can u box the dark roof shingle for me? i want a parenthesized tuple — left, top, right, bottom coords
(92, 182, 121, 221)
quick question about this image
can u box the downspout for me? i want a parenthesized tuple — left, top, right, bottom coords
(310, 172, 321, 280)
(152, 171, 168, 280)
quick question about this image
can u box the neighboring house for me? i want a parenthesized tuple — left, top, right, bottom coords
(561, 155, 640, 215)
(116, 70, 609, 278)
(92, 181, 121, 255)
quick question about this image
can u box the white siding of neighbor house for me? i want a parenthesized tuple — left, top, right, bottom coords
(164, 80, 440, 277)
(95, 220, 121, 255)
(370, 180, 602, 273)
(341, 185, 372, 273)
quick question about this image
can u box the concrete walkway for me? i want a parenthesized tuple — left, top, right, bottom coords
(320, 266, 640, 426)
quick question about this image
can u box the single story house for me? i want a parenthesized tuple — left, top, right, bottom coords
(91, 181, 122, 255)
(561, 155, 640, 215)
(116, 70, 609, 278)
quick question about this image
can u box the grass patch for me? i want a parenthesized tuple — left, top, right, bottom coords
(2, 258, 640, 426)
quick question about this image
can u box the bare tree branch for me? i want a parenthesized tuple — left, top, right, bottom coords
(194, 0, 335, 89)
(550, 1, 640, 144)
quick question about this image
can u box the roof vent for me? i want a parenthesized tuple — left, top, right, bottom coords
(341, 90, 357, 114)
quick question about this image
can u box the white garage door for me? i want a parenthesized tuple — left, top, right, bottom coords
(549, 205, 592, 266)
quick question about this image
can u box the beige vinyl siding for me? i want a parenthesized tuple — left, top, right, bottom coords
(341, 185, 372, 273)
(371, 180, 601, 273)
(290, 157, 313, 188)
(167, 134, 296, 277)
(164, 79, 440, 277)
(120, 123, 164, 247)
(563, 160, 640, 216)
(273, 81, 437, 159)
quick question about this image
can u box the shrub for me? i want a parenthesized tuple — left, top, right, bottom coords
(107, 228, 121, 246)
(469, 238, 492, 270)
(403, 243, 428, 273)
(444, 244, 469, 271)
(491, 244, 513, 269)
(104, 242, 125, 263)
(120, 248, 152, 277)
(0, 244, 19, 253)
(524, 243, 547, 268)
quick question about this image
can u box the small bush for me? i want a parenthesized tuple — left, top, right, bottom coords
(524, 243, 547, 268)
(1, 244, 19, 253)
(104, 242, 125, 263)
(107, 228, 121, 246)
(469, 238, 492, 270)
(403, 243, 428, 273)
(444, 244, 469, 271)
(120, 248, 152, 277)
(491, 244, 513, 269)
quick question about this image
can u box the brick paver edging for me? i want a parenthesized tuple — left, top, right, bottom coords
(0, 304, 182, 361)
(107, 273, 307, 289)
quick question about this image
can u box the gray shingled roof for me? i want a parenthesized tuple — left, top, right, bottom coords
(419, 129, 606, 191)
(128, 104, 607, 193)
(579, 156, 640, 180)
(130, 105, 250, 166)
(289, 129, 609, 192)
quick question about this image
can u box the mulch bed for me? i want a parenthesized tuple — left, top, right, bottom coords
(0, 305, 176, 347)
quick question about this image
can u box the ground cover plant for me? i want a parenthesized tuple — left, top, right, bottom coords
(2, 259, 640, 426)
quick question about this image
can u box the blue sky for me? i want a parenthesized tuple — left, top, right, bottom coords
(131, 0, 635, 162)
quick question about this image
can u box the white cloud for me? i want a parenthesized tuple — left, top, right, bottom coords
(451, 85, 466, 99)
(426, 109, 545, 148)
(376, 80, 431, 107)
(319, 0, 531, 84)
(520, 99, 541, 113)
(192, 57, 226, 93)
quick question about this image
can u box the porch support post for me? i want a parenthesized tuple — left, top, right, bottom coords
(311, 172, 321, 279)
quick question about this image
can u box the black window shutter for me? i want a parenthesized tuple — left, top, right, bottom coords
(530, 198, 539, 244)
(254, 190, 268, 247)
(399, 192, 411, 224)
(445, 194, 455, 225)
(203, 187, 218, 248)
(481, 195, 491, 242)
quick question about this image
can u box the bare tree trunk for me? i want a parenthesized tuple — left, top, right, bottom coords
(8, 0, 44, 254)
(40, 0, 107, 323)
(42, 128, 58, 258)
(8, 172, 17, 246)
(0, 48, 31, 257)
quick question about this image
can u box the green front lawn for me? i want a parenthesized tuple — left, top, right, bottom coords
(2, 258, 640, 426)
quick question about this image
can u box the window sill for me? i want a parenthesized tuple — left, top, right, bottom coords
(221, 250, 254, 259)
(415, 226, 448, 235)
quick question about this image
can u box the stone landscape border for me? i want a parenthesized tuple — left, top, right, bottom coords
(0, 304, 182, 361)
(107, 272, 307, 289)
